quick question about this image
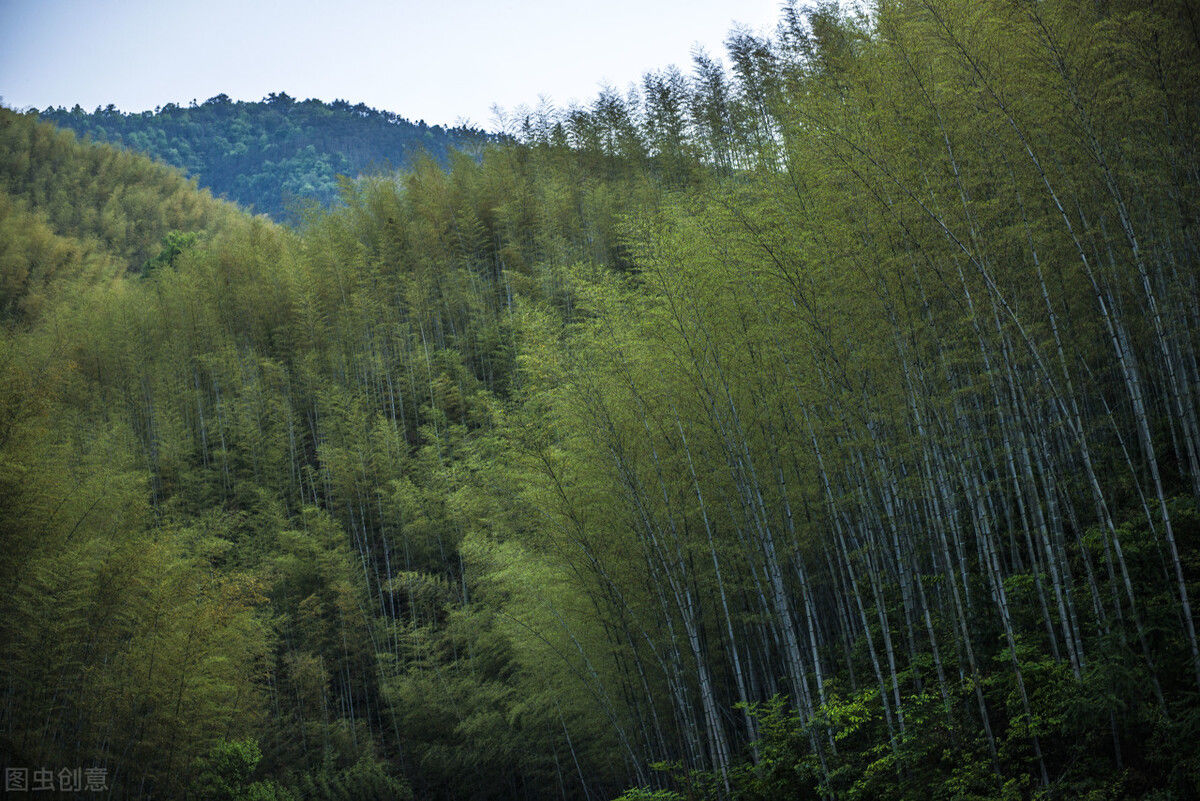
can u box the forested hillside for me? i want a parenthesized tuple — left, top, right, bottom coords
(39, 95, 496, 220)
(2, 1, 1199, 799)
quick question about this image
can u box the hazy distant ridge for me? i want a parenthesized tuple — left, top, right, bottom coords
(40, 93, 498, 220)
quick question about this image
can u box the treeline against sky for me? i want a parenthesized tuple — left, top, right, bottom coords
(39, 94, 496, 221)
(2, 0, 1199, 799)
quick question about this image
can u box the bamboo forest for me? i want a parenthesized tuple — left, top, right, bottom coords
(2, 1, 1199, 798)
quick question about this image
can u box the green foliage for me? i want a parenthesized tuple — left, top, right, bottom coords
(290, 757, 413, 801)
(0, 107, 239, 269)
(2, 2, 1199, 800)
(193, 738, 296, 801)
(612, 789, 685, 801)
(40, 96, 498, 221)
(143, 229, 199, 272)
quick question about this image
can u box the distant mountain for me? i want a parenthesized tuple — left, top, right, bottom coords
(40, 93, 498, 221)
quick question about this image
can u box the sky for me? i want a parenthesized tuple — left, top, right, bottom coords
(0, 0, 783, 129)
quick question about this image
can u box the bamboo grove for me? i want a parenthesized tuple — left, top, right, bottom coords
(1, 1, 1198, 799)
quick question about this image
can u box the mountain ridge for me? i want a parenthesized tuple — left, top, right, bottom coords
(38, 93, 499, 221)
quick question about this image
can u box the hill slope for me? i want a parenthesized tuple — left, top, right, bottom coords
(3, 1, 1200, 799)
(0, 107, 244, 317)
(40, 94, 497, 220)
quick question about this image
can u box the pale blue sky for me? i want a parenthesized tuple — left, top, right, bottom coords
(0, 0, 782, 128)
